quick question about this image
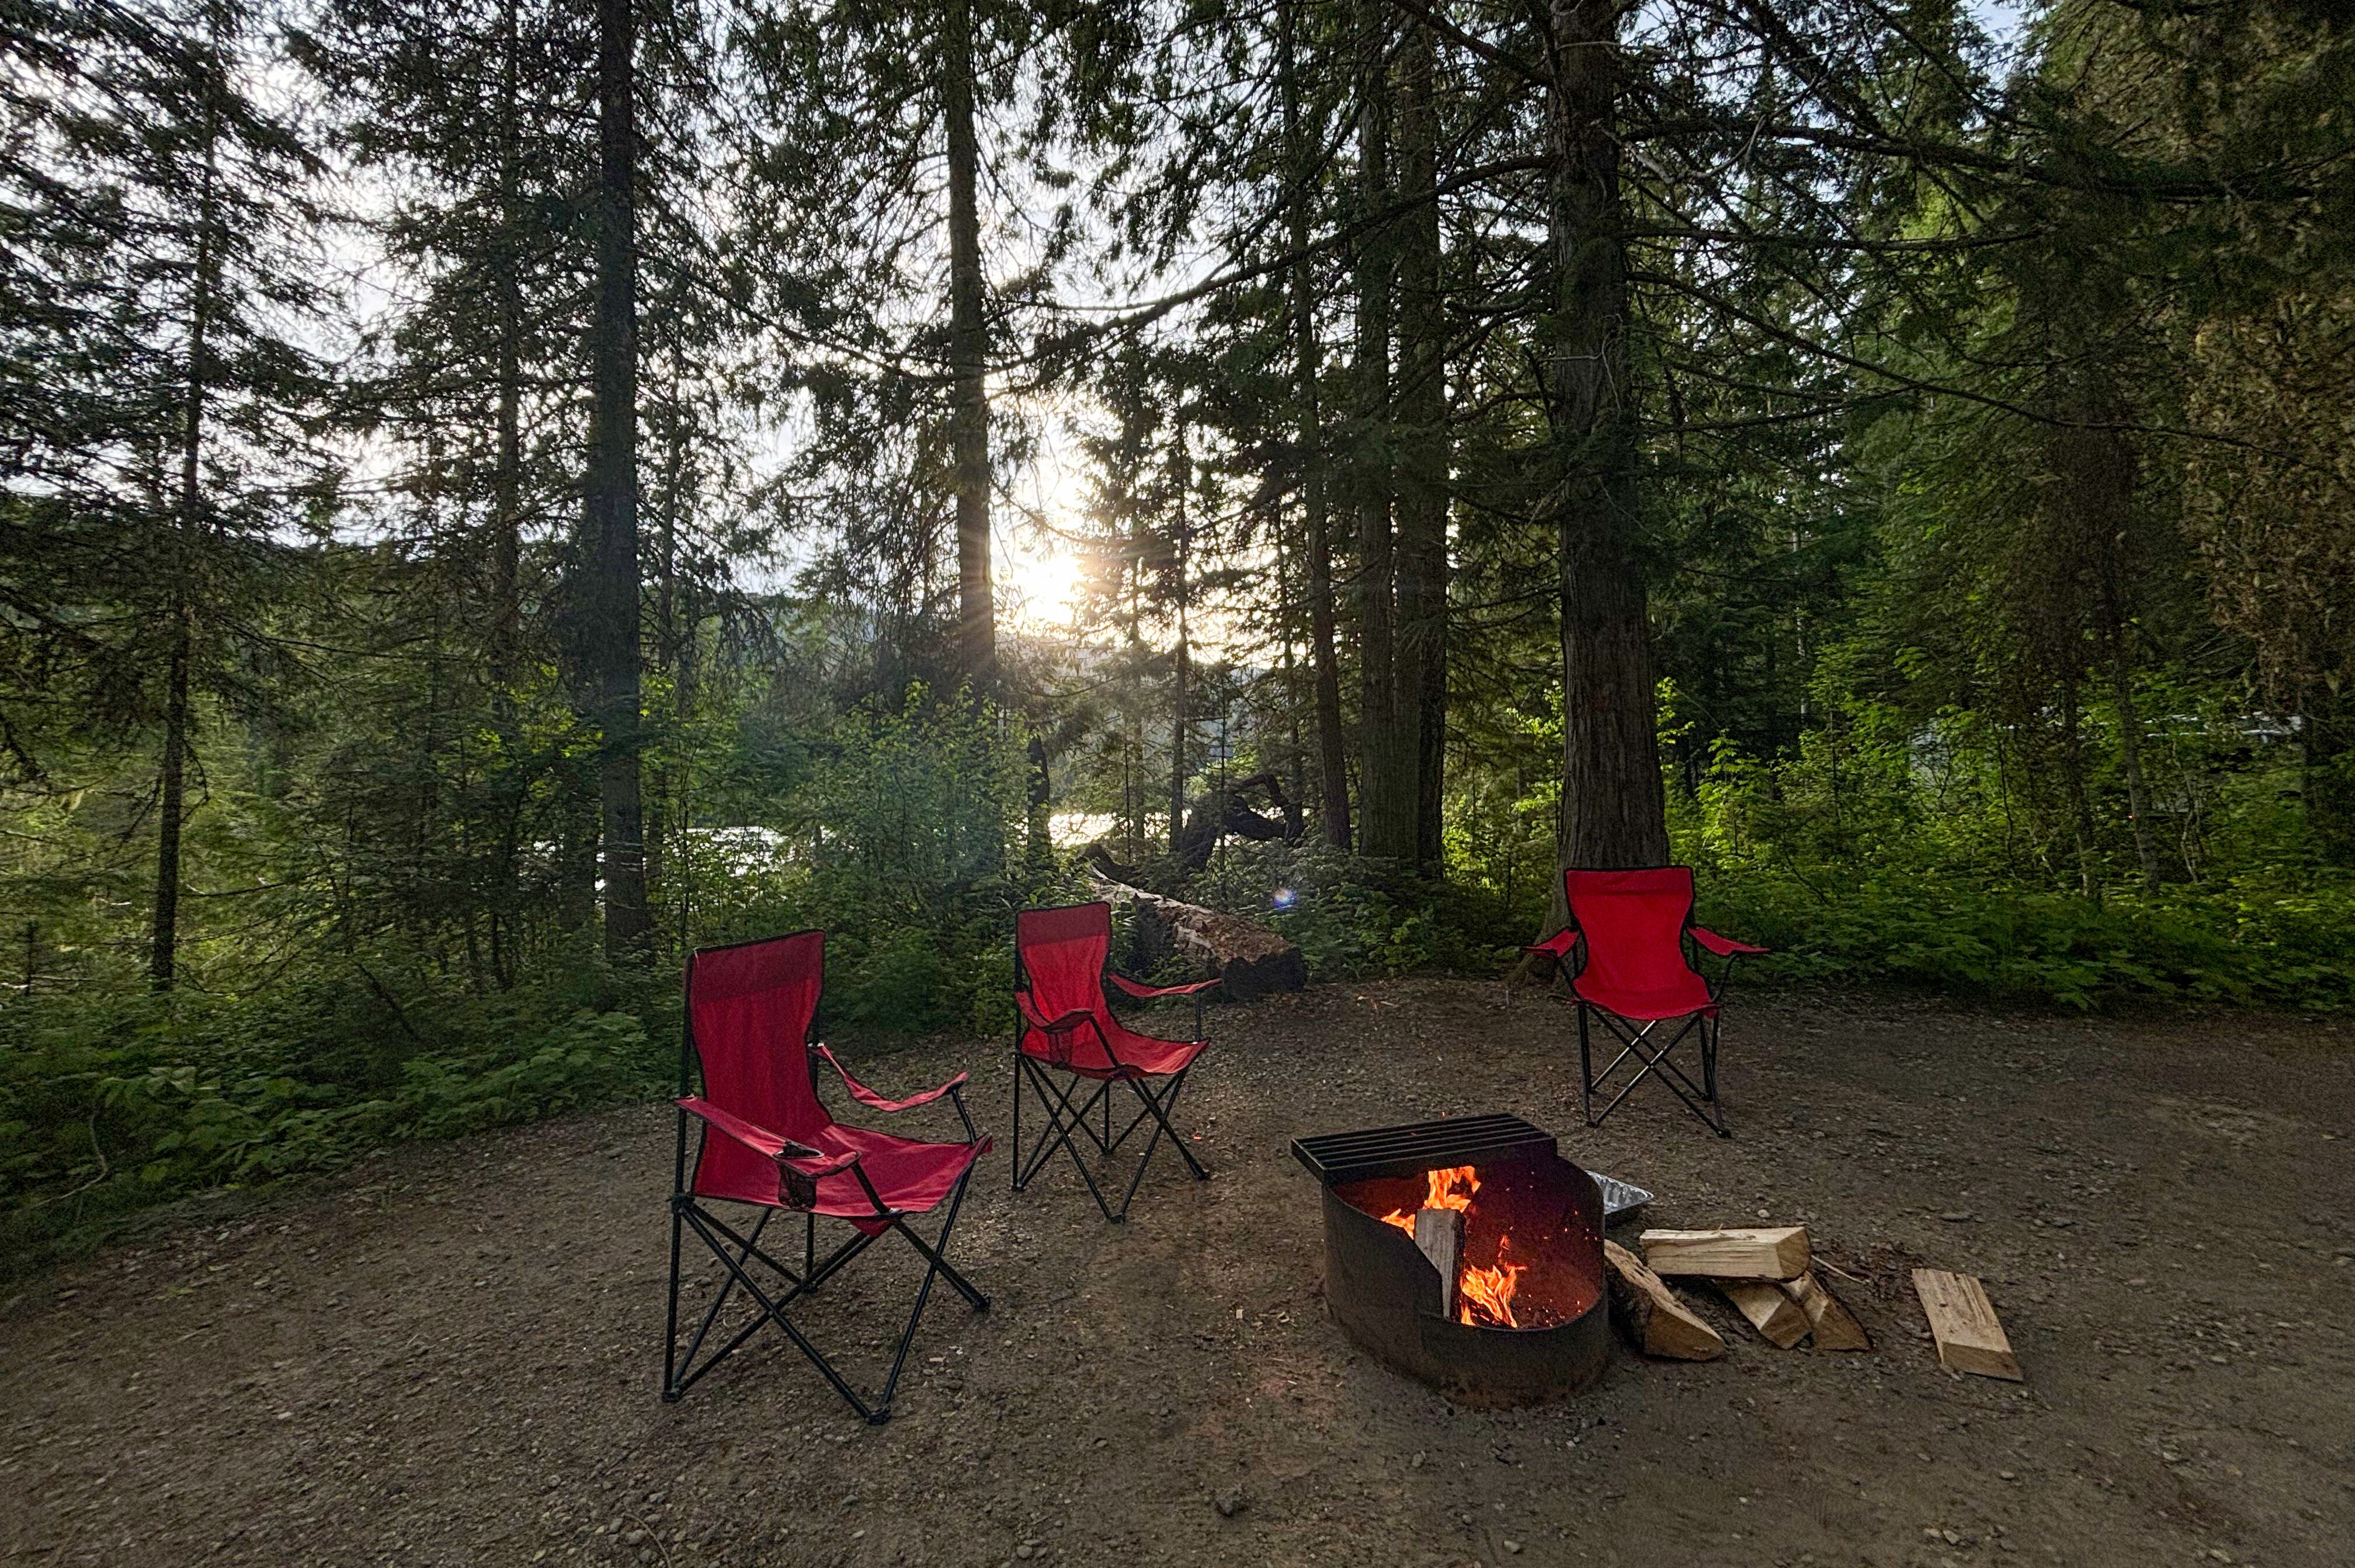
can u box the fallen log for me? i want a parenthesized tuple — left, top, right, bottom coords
(1718, 1280, 1812, 1348)
(1602, 1240, 1724, 1361)
(1638, 1226, 1812, 1282)
(1090, 875, 1307, 1002)
(1912, 1268, 2021, 1381)
(1783, 1271, 1871, 1351)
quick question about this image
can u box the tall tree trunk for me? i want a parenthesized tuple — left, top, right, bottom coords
(152, 85, 222, 992)
(487, 0, 525, 987)
(1281, 0, 1352, 851)
(945, 0, 994, 689)
(2059, 677, 2100, 902)
(1394, 18, 1449, 871)
(585, 0, 648, 957)
(151, 624, 192, 990)
(1169, 430, 1191, 854)
(2095, 553, 2161, 893)
(1544, 0, 1665, 908)
(491, 0, 523, 696)
(1354, 1, 1409, 861)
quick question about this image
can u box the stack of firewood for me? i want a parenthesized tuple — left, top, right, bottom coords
(1600, 1226, 2020, 1380)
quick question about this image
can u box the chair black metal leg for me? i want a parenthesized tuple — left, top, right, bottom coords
(667, 1205, 776, 1400)
(1138, 1069, 1210, 1180)
(1582, 1011, 1729, 1136)
(1578, 1005, 1595, 1126)
(678, 1205, 877, 1421)
(1014, 1057, 1121, 1219)
(871, 1169, 981, 1423)
(662, 1200, 686, 1400)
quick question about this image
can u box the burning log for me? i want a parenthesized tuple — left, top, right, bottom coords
(1638, 1226, 1811, 1282)
(1601, 1240, 1724, 1361)
(1782, 1271, 1870, 1351)
(1090, 874, 1307, 1002)
(1911, 1268, 2021, 1381)
(1412, 1208, 1464, 1322)
(1718, 1280, 1811, 1348)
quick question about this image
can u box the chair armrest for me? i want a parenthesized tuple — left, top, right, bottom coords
(676, 1097, 859, 1180)
(1108, 972, 1221, 1000)
(1690, 926, 1769, 958)
(1524, 927, 1580, 959)
(1015, 993, 1093, 1033)
(813, 1044, 968, 1113)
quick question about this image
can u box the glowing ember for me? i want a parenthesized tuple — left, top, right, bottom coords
(1456, 1235, 1527, 1328)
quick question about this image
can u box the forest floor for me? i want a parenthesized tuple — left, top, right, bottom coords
(4, 980, 2351, 1568)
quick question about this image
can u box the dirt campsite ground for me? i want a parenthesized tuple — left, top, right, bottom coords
(5, 979, 2351, 1568)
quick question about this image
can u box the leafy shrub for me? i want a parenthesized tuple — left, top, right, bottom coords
(1689, 864, 2355, 1010)
(0, 958, 669, 1284)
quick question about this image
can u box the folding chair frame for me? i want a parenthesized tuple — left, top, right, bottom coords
(1536, 872, 1763, 1140)
(1575, 1001, 1728, 1137)
(1010, 1018, 1207, 1222)
(662, 940, 990, 1424)
(1010, 944, 1210, 1223)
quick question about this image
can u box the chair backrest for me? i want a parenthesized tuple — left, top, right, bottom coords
(686, 929, 829, 1143)
(1561, 867, 1700, 998)
(1016, 901, 1113, 1023)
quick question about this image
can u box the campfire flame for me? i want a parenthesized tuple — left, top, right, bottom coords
(1377, 1164, 1528, 1329)
(1456, 1236, 1526, 1329)
(1379, 1164, 1478, 1235)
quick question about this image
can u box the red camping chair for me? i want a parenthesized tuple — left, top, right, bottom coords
(1527, 867, 1768, 1138)
(664, 930, 990, 1423)
(1012, 901, 1217, 1222)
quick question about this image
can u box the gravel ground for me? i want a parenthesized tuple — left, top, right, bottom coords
(4, 979, 2350, 1568)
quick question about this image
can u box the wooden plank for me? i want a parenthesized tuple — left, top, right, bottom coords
(1911, 1268, 2021, 1381)
(1412, 1208, 1463, 1322)
(1782, 1271, 1870, 1351)
(1602, 1240, 1724, 1361)
(1718, 1280, 1810, 1348)
(1638, 1226, 1812, 1282)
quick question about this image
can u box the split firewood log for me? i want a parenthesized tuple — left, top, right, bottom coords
(1602, 1240, 1724, 1361)
(1638, 1226, 1811, 1282)
(1782, 1271, 1870, 1351)
(1912, 1268, 2021, 1381)
(1718, 1280, 1811, 1348)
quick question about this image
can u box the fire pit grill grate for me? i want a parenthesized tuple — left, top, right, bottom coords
(1290, 1112, 1556, 1185)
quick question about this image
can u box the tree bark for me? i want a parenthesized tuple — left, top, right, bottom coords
(1544, 0, 1665, 906)
(152, 82, 222, 992)
(2096, 554, 2161, 892)
(585, 0, 648, 957)
(1394, 17, 1449, 871)
(1281, 0, 1352, 852)
(945, 0, 995, 690)
(1168, 430, 1192, 854)
(1354, 2, 1411, 862)
(2049, 402, 2161, 892)
(491, 0, 523, 697)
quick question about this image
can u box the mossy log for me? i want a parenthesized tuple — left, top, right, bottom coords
(1089, 874, 1307, 1002)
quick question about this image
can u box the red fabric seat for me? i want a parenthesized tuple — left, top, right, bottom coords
(683, 1111, 987, 1220)
(1530, 867, 1767, 1136)
(1012, 901, 1215, 1220)
(662, 930, 991, 1421)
